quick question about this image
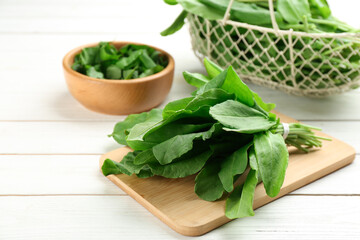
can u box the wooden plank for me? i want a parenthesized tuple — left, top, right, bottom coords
(293, 154, 359, 194)
(0, 195, 359, 239)
(0, 33, 194, 76)
(0, 121, 118, 154)
(253, 90, 360, 121)
(0, 71, 359, 121)
(0, 33, 198, 120)
(1, 33, 360, 121)
(0, 78, 192, 121)
(304, 121, 360, 153)
(0, 3, 175, 18)
(0, 155, 123, 195)
(0, 121, 359, 154)
(0, 0, 141, 4)
(0, 18, 173, 34)
(0, 155, 358, 196)
(0, 0, 180, 34)
(0, 0, 358, 34)
(99, 113, 356, 236)
(0, 68, 359, 120)
(0, 9, 180, 34)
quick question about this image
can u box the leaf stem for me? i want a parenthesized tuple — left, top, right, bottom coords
(273, 122, 331, 152)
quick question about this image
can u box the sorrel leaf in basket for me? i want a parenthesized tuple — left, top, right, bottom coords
(199, 0, 283, 26)
(163, 0, 357, 34)
(161, 10, 188, 36)
(309, 0, 331, 18)
(176, 0, 223, 20)
(277, 0, 311, 24)
(162, 0, 360, 92)
(102, 62, 330, 219)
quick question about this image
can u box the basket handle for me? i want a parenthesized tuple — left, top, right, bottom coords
(221, 0, 234, 25)
(268, 0, 280, 32)
(222, 0, 280, 33)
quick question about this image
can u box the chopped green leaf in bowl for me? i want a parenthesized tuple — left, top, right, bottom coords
(71, 42, 169, 80)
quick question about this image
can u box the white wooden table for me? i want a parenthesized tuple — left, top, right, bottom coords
(1, 0, 359, 239)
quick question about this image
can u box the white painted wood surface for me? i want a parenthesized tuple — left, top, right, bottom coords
(0, 0, 359, 239)
(0, 196, 359, 240)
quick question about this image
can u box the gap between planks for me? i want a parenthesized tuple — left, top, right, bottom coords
(0, 119, 359, 122)
(0, 153, 104, 156)
(0, 152, 359, 156)
(0, 193, 358, 197)
(0, 194, 127, 197)
(0, 31, 163, 35)
(0, 120, 120, 122)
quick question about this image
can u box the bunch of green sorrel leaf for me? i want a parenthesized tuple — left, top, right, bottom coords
(161, 0, 360, 90)
(102, 59, 329, 219)
(72, 42, 168, 80)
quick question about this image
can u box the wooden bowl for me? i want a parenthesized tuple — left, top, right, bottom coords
(62, 42, 174, 115)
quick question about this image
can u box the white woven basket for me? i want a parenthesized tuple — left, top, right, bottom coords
(188, 0, 360, 97)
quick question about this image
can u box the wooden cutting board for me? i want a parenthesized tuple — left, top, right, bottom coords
(99, 112, 355, 236)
